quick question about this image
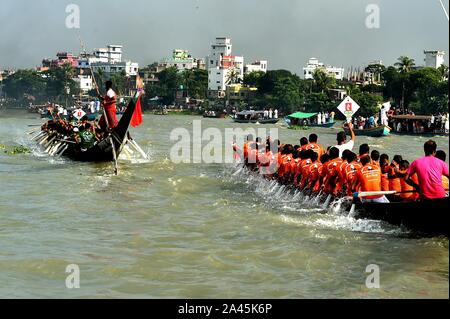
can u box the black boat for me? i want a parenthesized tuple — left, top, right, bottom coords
(39, 97, 137, 162)
(232, 111, 279, 124)
(353, 197, 449, 236)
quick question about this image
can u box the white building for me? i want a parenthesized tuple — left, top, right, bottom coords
(208, 68, 228, 93)
(90, 45, 123, 64)
(208, 37, 232, 68)
(90, 61, 139, 77)
(303, 57, 345, 80)
(207, 37, 244, 97)
(424, 50, 445, 69)
(78, 44, 138, 77)
(245, 60, 268, 74)
(74, 75, 93, 93)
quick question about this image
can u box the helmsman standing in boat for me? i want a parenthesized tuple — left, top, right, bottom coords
(99, 80, 119, 131)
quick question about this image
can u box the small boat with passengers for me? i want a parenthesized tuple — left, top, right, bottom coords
(344, 124, 391, 137)
(285, 112, 336, 129)
(233, 110, 279, 124)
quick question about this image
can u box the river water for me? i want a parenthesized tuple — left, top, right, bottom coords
(0, 110, 448, 299)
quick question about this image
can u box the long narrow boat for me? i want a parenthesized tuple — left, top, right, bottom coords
(390, 115, 449, 136)
(353, 197, 449, 236)
(345, 125, 391, 137)
(40, 98, 137, 162)
(233, 111, 279, 124)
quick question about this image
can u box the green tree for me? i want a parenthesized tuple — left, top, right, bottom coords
(365, 63, 386, 84)
(145, 66, 181, 105)
(243, 71, 265, 87)
(2, 69, 46, 102)
(394, 56, 415, 111)
(181, 69, 208, 99)
(312, 68, 336, 93)
(352, 92, 383, 117)
(43, 63, 80, 103)
(110, 70, 127, 96)
(272, 77, 301, 114)
(408, 67, 448, 114)
(226, 69, 242, 85)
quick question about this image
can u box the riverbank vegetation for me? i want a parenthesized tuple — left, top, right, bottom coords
(1, 56, 448, 116)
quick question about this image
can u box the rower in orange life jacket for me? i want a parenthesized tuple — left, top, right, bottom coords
(307, 153, 324, 192)
(343, 152, 362, 196)
(300, 151, 317, 190)
(396, 160, 419, 201)
(304, 134, 324, 158)
(379, 154, 390, 191)
(388, 155, 403, 195)
(323, 147, 343, 195)
(99, 80, 119, 131)
(354, 155, 389, 203)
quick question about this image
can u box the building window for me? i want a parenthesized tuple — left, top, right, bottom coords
(216, 81, 220, 84)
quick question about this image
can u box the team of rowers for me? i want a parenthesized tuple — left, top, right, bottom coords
(233, 122, 449, 203)
(40, 80, 120, 151)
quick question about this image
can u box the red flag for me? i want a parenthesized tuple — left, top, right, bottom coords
(130, 95, 143, 127)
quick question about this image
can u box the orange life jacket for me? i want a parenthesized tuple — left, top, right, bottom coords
(356, 164, 382, 199)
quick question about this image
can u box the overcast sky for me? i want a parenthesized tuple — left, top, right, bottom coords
(0, 0, 448, 74)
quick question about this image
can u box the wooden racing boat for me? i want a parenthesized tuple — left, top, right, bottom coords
(37, 97, 137, 162)
(353, 197, 449, 236)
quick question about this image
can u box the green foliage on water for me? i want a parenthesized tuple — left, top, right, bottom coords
(0, 144, 31, 155)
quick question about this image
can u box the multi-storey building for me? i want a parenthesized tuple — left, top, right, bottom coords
(424, 50, 445, 69)
(303, 57, 345, 80)
(207, 37, 244, 98)
(244, 60, 268, 74)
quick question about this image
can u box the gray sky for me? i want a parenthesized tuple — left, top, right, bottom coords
(0, 0, 448, 74)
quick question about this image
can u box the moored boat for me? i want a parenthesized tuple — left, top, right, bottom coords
(345, 125, 391, 137)
(203, 113, 226, 119)
(233, 111, 279, 124)
(390, 115, 449, 136)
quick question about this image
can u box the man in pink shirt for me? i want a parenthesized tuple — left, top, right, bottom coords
(406, 140, 449, 199)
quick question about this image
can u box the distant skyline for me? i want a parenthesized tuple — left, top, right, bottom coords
(0, 0, 448, 74)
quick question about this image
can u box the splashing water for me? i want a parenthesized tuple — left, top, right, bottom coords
(223, 164, 407, 235)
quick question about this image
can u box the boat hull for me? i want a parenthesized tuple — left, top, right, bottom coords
(305, 122, 336, 128)
(354, 197, 449, 236)
(41, 99, 137, 162)
(233, 118, 280, 124)
(345, 125, 391, 137)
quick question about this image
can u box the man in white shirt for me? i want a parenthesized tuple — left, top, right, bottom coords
(334, 122, 356, 157)
(89, 101, 96, 114)
(274, 109, 278, 119)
